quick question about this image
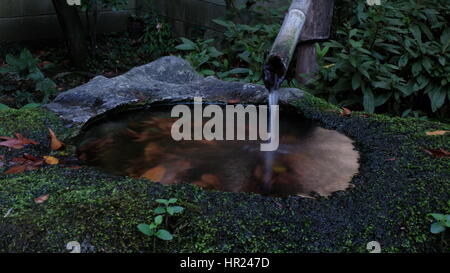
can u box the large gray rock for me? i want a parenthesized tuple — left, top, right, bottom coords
(45, 56, 304, 125)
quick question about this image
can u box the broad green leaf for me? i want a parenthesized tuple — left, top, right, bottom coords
(168, 206, 184, 214)
(398, 55, 408, 67)
(155, 199, 169, 205)
(168, 198, 177, 204)
(137, 224, 154, 236)
(363, 87, 375, 114)
(154, 215, 163, 225)
(374, 93, 392, 107)
(200, 70, 215, 76)
(429, 213, 445, 221)
(428, 88, 445, 112)
(351, 73, 361, 90)
(212, 19, 234, 28)
(154, 207, 166, 214)
(155, 229, 173, 241)
(21, 103, 41, 109)
(0, 103, 11, 110)
(430, 223, 445, 234)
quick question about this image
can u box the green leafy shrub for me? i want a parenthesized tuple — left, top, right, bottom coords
(139, 14, 176, 59)
(176, 2, 286, 83)
(308, 0, 449, 118)
(0, 49, 56, 105)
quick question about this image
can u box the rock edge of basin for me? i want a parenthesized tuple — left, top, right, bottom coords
(45, 56, 304, 126)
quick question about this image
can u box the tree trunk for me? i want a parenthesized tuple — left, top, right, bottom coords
(52, 0, 88, 70)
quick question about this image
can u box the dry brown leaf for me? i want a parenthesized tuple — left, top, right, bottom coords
(48, 128, 64, 151)
(425, 130, 449, 136)
(34, 194, 49, 204)
(4, 165, 27, 175)
(341, 107, 352, 117)
(141, 165, 166, 181)
(0, 133, 38, 149)
(43, 156, 59, 165)
(67, 166, 83, 170)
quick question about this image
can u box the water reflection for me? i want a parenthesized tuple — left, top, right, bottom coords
(78, 106, 359, 197)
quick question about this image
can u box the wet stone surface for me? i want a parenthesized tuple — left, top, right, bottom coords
(45, 56, 304, 126)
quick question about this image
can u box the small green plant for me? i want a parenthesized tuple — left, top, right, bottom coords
(429, 213, 450, 234)
(0, 49, 56, 104)
(137, 198, 184, 250)
(429, 200, 450, 235)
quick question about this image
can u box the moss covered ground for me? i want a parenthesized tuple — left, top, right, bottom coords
(0, 94, 448, 253)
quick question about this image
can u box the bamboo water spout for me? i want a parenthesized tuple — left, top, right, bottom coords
(263, 0, 311, 91)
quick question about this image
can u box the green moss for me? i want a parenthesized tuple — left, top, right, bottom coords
(0, 108, 67, 139)
(0, 98, 449, 253)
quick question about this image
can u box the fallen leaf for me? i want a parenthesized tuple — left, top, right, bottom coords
(43, 156, 59, 165)
(423, 148, 450, 158)
(0, 155, 4, 168)
(141, 165, 166, 181)
(4, 165, 27, 174)
(0, 133, 38, 149)
(228, 99, 240, 104)
(23, 153, 39, 162)
(14, 133, 38, 145)
(34, 194, 49, 204)
(341, 107, 352, 117)
(385, 158, 396, 161)
(67, 166, 83, 170)
(425, 130, 449, 136)
(48, 128, 64, 151)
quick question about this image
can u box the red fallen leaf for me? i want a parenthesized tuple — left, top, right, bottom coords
(48, 128, 64, 151)
(0, 133, 38, 149)
(4, 165, 27, 175)
(423, 148, 450, 158)
(23, 153, 39, 162)
(0, 155, 4, 168)
(360, 114, 371, 118)
(385, 158, 396, 161)
(14, 133, 38, 145)
(341, 107, 352, 117)
(34, 194, 49, 204)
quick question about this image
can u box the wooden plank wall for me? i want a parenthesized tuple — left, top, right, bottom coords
(0, 0, 136, 41)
